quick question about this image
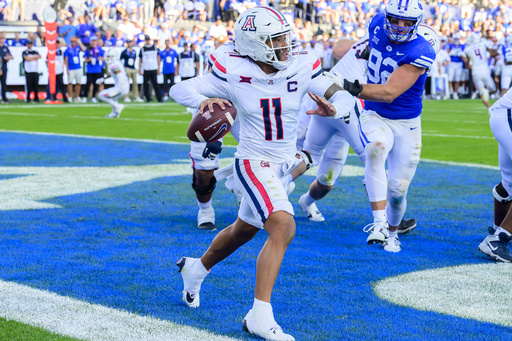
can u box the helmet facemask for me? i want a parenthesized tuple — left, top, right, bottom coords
(384, 12, 422, 43)
(264, 30, 298, 70)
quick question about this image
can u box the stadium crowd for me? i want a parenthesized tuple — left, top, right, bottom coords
(0, 0, 511, 103)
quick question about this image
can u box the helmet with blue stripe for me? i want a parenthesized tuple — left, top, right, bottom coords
(384, 0, 424, 43)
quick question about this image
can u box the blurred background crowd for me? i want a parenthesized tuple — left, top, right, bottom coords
(0, 0, 511, 103)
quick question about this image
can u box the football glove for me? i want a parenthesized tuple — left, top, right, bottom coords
(202, 141, 222, 160)
(356, 45, 370, 60)
(343, 79, 363, 98)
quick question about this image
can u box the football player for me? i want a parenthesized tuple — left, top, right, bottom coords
(500, 35, 512, 97)
(99, 49, 129, 118)
(478, 87, 512, 262)
(171, 6, 354, 341)
(462, 32, 498, 115)
(341, 0, 438, 252)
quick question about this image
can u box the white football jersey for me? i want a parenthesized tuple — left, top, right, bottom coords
(108, 60, 129, 90)
(330, 35, 368, 83)
(464, 42, 490, 70)
(172, 51, 354, 162)
(492, 87, 512, 110)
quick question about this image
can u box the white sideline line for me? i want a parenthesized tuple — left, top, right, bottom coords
(0, 280, 241, 341)
(423, 133, 494, 140)
(5, 102, 181, 109)
(0, 130, 498, 169)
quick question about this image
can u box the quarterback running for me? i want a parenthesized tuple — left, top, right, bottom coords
(99, 49, 130, 118)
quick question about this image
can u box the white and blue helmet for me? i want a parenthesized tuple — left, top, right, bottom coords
(384, 0, 424, 43)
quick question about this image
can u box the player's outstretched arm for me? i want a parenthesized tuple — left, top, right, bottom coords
(346, 64, 425, 103)
(170, 73, 230, 109)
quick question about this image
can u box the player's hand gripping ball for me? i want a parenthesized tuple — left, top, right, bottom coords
(187, 102, 237, 142)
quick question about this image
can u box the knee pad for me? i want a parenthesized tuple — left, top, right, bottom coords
(192, 172, 217, 195)
(388, 179, 410, 201)
(296, 150, 313, 170)
(493, 183, 512, 203)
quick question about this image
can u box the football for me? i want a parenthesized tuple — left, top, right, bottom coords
(187, 103, 237, 143)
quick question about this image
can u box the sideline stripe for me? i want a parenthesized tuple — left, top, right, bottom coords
(0, 280, 241, 341)
(0, 130, 499, 170)
(374, 264, 512, 328)
(0, 112, 191, 124)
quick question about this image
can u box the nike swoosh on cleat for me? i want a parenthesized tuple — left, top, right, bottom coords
(410, 127, 418, 130)
(286, 72, 298, 80)
(489, 243, 499, 251)
(186, 292, 196, 303)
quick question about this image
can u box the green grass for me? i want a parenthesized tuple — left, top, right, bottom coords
(0, 97, 500, 339)
(0, 318, 80, 341)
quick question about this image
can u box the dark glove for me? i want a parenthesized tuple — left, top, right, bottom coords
(356, 45, 370, 60)
(202, 141, 222, 160)
(343, 79, 363, 97)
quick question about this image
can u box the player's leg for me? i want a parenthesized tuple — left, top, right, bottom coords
(98, 87, 120, 117)
(232, 158, 296, 340)
(384, 117, 422, 253)
(472, 70, 491, 110)
(190, 140, 223, 230)
(360, 110, 394, 245)
(479, 110, 512, 262)
(298, 114, 338, 221)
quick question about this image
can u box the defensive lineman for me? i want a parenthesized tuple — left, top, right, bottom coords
(341, 0, 437, 252)
(171, 6, 354, 340)
(99, 49, 129, 118)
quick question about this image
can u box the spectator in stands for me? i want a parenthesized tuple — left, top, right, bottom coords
(10, 32, 26, 47)
(126, 0, 144, 20)
(83, 36, 105, 102)
(120, 39, 141, 102)
(79, 14, 98, 47)
(117, 15, 137, 40)
(114, 0, 127, 20)
(22, 39, 41, 103)
(64, 37, 86, 103)
(0, 0, 10, 21)
(139, 34, 162, 102)
(178, 30, 193, 47)
(103, 29, 114, 47)
(0, 33, 12, 103)
(176, 42, 199, 82)
(10, 0, 24, 21)
(159, 38, 177, 101)
(112, 29, 126, 47)
(59, 17, 78, 46)
(207, 19, 227, 40)
(145, 16, 159, 39)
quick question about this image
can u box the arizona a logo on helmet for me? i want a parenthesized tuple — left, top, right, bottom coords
(241, 15, 256, 31)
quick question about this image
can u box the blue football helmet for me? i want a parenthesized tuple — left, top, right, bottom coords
(384, 0, 424, 43)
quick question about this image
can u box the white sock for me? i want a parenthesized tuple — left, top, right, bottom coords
(253, 298, 272, 315)
(197, 199, 212, 210)
(302, 192, 316, 206)
(495, 226, 512, 237)
(389, 231, 397, 238)
(284, 174, 292, 186)
(192, 258, 209, 277)
(372, 210, 386, 223)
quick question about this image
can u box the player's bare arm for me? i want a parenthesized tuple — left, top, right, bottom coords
(351, 64, 425, 103)
(332, 39, 356, 60)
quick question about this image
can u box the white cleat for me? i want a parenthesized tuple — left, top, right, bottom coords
(488, 107, 493, 116)
(124, 97, 132, 103)
(242, 309, 295, 341)
(286, 181, 295, 196)
(176, 257, 206, 308)
(197, 206, 215, 230)
(298, 193, 325, 222)
(383, 236, 401, 253)
(105, 112, 119, 118)
(91, 97, 98, 103)
(363, 221, 389, 245)
(134, 97, 144, 103)
(115, 104, 125, 117)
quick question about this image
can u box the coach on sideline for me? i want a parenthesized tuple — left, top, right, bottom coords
(22, 39, 41, 103)
(0, 33, 12, 103)
(139, 34, 162, 103)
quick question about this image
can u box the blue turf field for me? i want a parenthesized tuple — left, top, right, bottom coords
(1, 131, 511, 340)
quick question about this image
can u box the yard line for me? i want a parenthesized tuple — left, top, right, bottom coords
(423, 133, 494, 140)
(7, 103, 181, 109)
(0, 280, 242, 341)
(422, 118, 484, 124)
(0, 111, 57, 117)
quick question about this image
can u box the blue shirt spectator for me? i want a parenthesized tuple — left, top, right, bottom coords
(120, 44, 137, 69)
(84, 40, 104, 73)
(59, 21, 79, 46)
(112, 36, 126, 47)
(159, 46, 178, 74)
(78, 15, 98, 45)
(64, 43, 82, 70)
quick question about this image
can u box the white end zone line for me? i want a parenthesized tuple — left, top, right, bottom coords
(0, 280, 242, 341)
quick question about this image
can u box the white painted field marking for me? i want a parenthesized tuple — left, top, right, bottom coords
(423, 133, 494, 140)
(0, 164, 192, 210)
(7, 102, 182, 109)
(374, 263, 512, 327)
(0, 280, 241, 341)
